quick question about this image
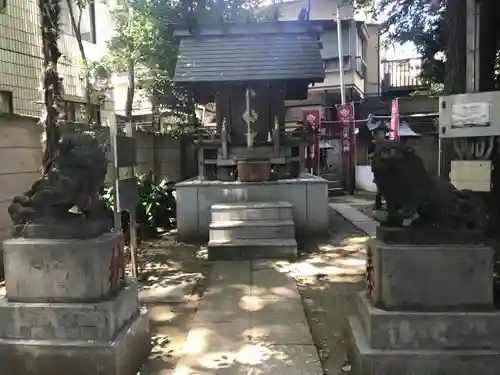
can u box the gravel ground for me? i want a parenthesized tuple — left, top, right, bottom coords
(294, 212, 368, 375)
(134, 236, 211, 375)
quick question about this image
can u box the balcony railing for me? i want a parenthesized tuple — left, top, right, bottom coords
(381, 58, 426, 90)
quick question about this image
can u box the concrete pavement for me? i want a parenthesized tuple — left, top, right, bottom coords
(328, 202, 378, 237)
(172, 261, 323, 375)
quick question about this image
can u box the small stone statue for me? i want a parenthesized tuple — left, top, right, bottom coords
(8, 133, 108, 237)
(371, 140, 487, 230)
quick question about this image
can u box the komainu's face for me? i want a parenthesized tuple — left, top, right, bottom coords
(374, 141, 414, 163)
(371, 141, 421, 204)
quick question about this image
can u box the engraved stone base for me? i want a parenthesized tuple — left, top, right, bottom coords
(0, 312, 151, 375)
(367, 239, 494, 311)
(0, 230, 150, 374)
(346, 315, 500, 375)
(0, 282, 139, 342)
(356, 292, 500, 350)
(3, 232, 124, 303)
(346, 238, 500, 375)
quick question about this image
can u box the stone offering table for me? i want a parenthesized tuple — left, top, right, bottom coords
(346, 226, 500, 375)
(0, 224, 151, 375)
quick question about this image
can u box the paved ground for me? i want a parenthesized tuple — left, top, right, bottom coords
(329, 198, 378, 237)
(171, 260, 324, 375)
(136, 205, 372, 375)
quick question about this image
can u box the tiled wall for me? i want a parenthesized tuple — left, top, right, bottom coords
(0, 0, 115, 124)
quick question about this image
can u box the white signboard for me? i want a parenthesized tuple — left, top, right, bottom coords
(451, 102, 490, 128)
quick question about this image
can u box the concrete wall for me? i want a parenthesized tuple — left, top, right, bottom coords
(406, 136, 439, 177)
(364, 24, 381, 96)
(0, 115, 42, 239)
(0, 115, 43, 275)
(113, 72, 152, 117)
(134, 131, 185, 182)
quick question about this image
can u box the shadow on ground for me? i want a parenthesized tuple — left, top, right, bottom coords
(135, 209, 368, 375)
(134, 235, 211, 375)
(294, 211, 368, 375)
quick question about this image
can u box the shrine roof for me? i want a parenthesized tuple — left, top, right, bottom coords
(173, 21, 326, 85)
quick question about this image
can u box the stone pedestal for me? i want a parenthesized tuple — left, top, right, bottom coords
(346, 236, 500, 375)
(0, 231, 151, 375)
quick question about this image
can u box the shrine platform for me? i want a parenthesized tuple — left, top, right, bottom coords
(175, 174, 329, 241)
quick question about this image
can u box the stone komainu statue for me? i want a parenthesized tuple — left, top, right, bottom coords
(371, 140, 487, 230)
(8, 133, 108, 234)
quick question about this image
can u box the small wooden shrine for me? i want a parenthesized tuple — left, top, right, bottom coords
(174, 20, 325, 181)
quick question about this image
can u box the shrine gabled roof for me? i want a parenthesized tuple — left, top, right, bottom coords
(173, 21, 326, 85)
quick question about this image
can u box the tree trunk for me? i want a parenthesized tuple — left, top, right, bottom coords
(66, 0, 94, 124)
(39, 0, 63, 175)
(125, 59, 135, 124)
(479, 0, 500, 91)
(444, 0, 467, 94)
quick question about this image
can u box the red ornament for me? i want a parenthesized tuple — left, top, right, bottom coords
(109, 242, 125, 291)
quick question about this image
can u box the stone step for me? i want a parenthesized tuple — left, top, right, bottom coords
(346, 315, 500, 375)
(328, 187, 345, 197)
(211, 201, 293, 222)
(209, 220, 295, 241)
(207, 238, 297, 261)
(356, 292, 500, 351)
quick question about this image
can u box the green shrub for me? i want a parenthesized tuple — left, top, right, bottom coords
(101, 173, 176, 240)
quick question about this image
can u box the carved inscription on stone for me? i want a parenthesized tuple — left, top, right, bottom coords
(366, 245, 375, 300)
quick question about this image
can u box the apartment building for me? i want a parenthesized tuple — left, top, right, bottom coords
(0, 0, 116, 124)
(276, 0, 381, 123)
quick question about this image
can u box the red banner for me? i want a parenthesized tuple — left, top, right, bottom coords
(302, 109, 320, 130)
(389, 98, 400, 140)
(336, 103, 355, 154)
(303, 109, 321, 173)
(336, 103, 355, 191)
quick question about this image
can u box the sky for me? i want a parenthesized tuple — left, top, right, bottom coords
(272, 0, 421, 59)
(375, 0, 420, 59)
(382, 42, 419, 60)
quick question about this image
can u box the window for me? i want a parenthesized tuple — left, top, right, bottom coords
(356, 33, 366, 60)
(355, 33, 366, 77)
(323, 57, 351, 72)
(60, 0, 96, 44)
(0, 0, 6, 11)
(0, 91, 13, 114)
